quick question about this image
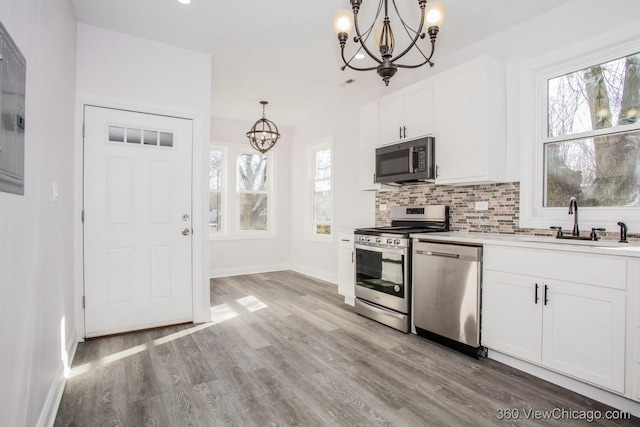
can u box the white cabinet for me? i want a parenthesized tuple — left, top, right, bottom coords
(482, 270, 542, 363)
(379, 79, 433, 146)
(358, 100, 397, 191)
(482, 246, 626, 393)
(338, 233, 355, 306)
(541, 280, 625, 393)
(433, 55, 506, 184)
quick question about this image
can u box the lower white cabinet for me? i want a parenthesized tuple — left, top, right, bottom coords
(338, 233, 355, 306)
(482, 246, 626, 393)
(542, 280, 625, 393)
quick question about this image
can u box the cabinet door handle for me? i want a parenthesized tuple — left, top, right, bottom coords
(399, 126, 402, 139)
(535, 283, 539, 304)
(544, 284, 549, 305)
(403, 126, 407, 139)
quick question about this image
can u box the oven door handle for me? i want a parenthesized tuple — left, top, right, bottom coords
(357, 299, 406, 320)
(355, 243, 407, 256)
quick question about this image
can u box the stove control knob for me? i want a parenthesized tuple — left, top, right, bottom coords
(366, 237, 372, 242)
(394, 239, 401, 245)
(386, 238, 393, 244)
(375, 237, 381, 243)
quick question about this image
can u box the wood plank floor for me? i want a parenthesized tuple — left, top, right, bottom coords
(55, 271, 638, 426)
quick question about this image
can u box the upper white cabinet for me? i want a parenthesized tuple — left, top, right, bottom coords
(358, 100, 397, 191)
(482, 245, 626, 393)
(379, 79, 433, 146)
(433, 55, 506, 184)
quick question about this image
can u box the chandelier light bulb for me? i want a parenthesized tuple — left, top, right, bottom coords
(177, 0, 191, 4)
(424, 2, 446, 28)
(333, 10, 354, 35)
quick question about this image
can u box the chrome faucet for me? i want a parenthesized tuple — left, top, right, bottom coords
(568, 197, 579, 236)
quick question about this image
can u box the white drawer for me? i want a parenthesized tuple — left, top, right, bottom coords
(484, 245, 626, 290)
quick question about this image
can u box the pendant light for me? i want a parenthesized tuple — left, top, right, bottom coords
(246, 101, 280, 154)
(333, 0, 446, 86)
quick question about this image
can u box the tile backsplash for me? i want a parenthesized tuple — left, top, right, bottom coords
(375, 181, 636, 242)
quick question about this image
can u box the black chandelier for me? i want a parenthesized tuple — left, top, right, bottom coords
(246, 101, 280, 154)
(333, 0, 445, 86)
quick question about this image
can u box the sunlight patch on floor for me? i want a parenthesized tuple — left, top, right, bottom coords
(70, 304, 240, 378)
(235, 295, 268, 312)
(70, 343, 148, 378)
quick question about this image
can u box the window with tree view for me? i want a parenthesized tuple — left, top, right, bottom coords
(545, 51, 640, 207)
(209, 148, 224, 232)
(237, 152, 269, 231)
(310, 142, 332, 237)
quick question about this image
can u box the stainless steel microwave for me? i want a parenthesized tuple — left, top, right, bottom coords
(375, 137, 435, 184)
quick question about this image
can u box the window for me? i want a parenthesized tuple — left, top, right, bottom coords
(544, 52, 640, 207)
(209, 146, 226, 234)
(209, 143, 275, 239)
(521, 28, 640, 230)
(237, 152, 270, 232)
(308, 137, 333, 240)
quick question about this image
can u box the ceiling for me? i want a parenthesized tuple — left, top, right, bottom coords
(71, 0, 571, 128)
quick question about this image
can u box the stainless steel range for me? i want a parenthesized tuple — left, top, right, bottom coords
(354, 205, 449, 332)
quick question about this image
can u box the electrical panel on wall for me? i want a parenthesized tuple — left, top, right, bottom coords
(0, 20, 26, 195)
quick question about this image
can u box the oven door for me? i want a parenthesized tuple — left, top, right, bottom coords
(355, 243, 409, 313)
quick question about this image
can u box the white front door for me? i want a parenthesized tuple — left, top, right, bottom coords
(83, 106, 193, 338)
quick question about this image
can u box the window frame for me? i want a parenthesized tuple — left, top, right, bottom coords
(306, 136, 334, 242)
(520, 26, 640, 232)
(209, 142, 276, 240)
(208, 145, 227, 237)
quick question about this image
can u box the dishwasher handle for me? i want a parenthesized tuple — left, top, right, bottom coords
(415, 249, 460, 259)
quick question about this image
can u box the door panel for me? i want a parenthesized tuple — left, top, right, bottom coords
(84, 106, 193, 337)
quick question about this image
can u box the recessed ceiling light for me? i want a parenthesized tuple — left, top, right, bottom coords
(355, 53, 365, 60)
(178, 0, 191, 4)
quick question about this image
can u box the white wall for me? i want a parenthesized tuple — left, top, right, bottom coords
(75, 23, 212, 323)
(210, 116, 293, 277)
(290, 104, 376, 283)
(0, 0, 77, 425)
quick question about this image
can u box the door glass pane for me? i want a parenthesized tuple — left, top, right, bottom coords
(108, 126, 125, 142)
(143, 130, 158, 146)
(238, 193, 267, 230)
(126, 128, 141, 144)
(548, 52, 640, 137)
(237, 153, 267, 191)
(159, 132, 174, 147)
(544, 129, 640, 207)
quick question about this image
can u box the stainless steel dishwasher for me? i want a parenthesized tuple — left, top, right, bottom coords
(412, 240, 484, 358)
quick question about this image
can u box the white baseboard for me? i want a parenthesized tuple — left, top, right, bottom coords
(289, 264, 337, 285)
(37, 328, 78, 427)
(488, 350, 640, 418)
(210, 263, 339, 286)
(210, 263, 292, 279)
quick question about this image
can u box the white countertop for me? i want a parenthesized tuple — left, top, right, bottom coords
(410, 231, 640, 258)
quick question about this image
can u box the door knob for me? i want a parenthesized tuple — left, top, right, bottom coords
(182, 228, 190, 236)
